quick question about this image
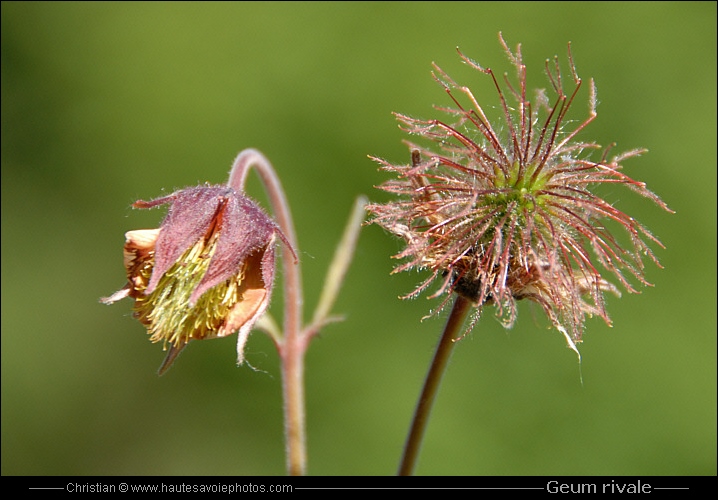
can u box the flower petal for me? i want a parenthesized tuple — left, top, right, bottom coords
(225, 242, 275, 365)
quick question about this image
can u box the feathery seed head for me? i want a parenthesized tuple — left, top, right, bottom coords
(367, 33, 672, 346)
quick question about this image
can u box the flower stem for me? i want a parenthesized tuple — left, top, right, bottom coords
(398, 294, 472, 476)
(281, 333, 307, 476)
(228, 149, 302, 339)
(228, 149, 307, 476)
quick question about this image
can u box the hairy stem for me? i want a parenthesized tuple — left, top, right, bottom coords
(281, 332, 307, 476)
(228, 149, 307, 476)
(398, 294, 472, 476)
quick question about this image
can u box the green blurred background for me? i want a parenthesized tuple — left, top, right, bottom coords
(2, 2, 715, 476)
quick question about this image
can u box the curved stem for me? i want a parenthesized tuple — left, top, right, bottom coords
(228, 149, 302, 338)
(397, 294, 472, 476)
(228, 149, 307, 476)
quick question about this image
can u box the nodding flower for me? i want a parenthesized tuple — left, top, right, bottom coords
(102, 184, 294, 375)
(366, 33, 672, 352)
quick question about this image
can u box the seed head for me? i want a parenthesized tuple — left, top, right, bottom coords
(367, 33, 672, 348)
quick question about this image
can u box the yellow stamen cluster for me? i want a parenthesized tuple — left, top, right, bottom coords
(132, 232, 246, 348)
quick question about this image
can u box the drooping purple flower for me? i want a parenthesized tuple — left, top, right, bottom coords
(102, 184, 294, 374)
